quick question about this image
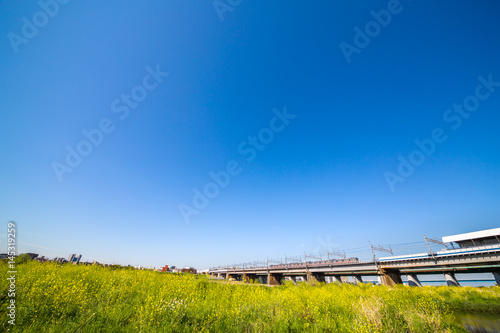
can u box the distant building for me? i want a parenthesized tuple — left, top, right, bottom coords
(68, 254, 82, 264)
(181, 267, 197, 274)
(443, 228, 500, 248)
(54, 257, 68, 263)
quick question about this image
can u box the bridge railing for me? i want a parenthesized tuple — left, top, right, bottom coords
(209, 258, 377, 272)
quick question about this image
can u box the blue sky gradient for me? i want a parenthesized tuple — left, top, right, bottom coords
(1, 0, 499, 269)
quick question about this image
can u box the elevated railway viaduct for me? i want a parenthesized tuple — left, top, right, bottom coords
(209, 229, 500, 286)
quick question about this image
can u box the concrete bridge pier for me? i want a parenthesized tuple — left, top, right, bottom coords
(493, 271, 500, 285)
(243, 273, 257, 283)
(330, 275, 342, 284)
(379, 269, 403, 286)
(307, 271, 325, 284)
(406, 274, 422, 287)
(444, 272, 460, 286)
(268, 272, 283, 286)
(353, 275, 363, 284)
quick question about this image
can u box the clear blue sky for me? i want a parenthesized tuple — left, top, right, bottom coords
(1, 1, 499, 269)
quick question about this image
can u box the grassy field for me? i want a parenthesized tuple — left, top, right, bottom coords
(1, 261, 500, 332)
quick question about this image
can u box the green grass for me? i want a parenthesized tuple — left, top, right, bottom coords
(1, 261, 499, 332)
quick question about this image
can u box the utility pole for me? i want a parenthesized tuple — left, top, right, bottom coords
(370, 242, 393, 261)
(423, 235, 449, 256)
